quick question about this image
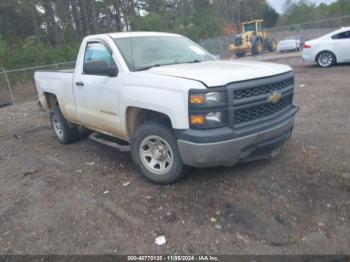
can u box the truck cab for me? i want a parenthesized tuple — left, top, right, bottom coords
(35, 32, 298, 184)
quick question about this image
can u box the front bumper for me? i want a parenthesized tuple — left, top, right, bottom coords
(302, 54, 314, 62)
(177, 114, 296, 168)
(302, 49, 316, 62)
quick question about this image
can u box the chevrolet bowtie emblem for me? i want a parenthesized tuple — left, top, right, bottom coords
(268, 92, 282, 104)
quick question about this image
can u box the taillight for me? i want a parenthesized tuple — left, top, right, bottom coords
(304, 44, 311, 49)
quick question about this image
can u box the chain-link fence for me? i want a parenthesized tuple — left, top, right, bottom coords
(0, 61, 75, 107)
(199, 15, 350, 59)
(267, 15, 350, 42)
(1, 15, 350, 108)
(199, 36, 234, 59)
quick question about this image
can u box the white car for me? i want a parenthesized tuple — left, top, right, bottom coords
(277, 36, 304, 52)
(302, 27, 350, 67)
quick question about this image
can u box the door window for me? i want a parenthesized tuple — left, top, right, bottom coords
(83, 42, 117, 76)
(86, 42, 115, 62)
(332, 31, 350, 40)
(84, 42, 113, 64)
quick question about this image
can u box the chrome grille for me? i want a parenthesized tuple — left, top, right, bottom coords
(233, 78, 294, 100)
(233, 94, 293, 125)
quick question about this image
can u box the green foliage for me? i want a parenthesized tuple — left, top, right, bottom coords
(189, 1, 225, 41)
(0, 36, 79, 70)
(131, 1, 225, 42)
(131, 14, 167, 32)
(0, 0, 281, 69)
(263, 3, 279, 28)
(280, 0, 350, 25)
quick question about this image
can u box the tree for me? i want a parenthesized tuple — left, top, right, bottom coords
(263, 3, 279, 28)
(89, 0, 98, 33)
(42, 0, 61, 46)
(69, 0, 83, 38)
(30, 0, 40, 35)
(12, 0, 350, 70)
(79, 0, 90, 35)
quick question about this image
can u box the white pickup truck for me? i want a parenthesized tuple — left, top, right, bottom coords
(35, 32, 298, 184)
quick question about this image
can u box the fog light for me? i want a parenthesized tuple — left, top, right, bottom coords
(190, 115, 205, 125)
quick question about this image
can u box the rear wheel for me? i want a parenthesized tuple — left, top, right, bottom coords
(131, 121, 189, 184)
(267, 38, 277, 52)
(50, 105, 79, 144)
(317, 51, 336, 68)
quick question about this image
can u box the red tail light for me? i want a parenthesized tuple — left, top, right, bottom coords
(304, 44, 311, 49)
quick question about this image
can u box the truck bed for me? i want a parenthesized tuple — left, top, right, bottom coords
(34, 69, 75, 114)
(36, 69, 75, 73)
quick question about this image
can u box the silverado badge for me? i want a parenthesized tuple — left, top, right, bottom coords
(268, 92, 282, 104)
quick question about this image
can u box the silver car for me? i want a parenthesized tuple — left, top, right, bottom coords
(277, 36, 305, 52)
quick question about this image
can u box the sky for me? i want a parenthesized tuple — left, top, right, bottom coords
(267, 0, 338, 13)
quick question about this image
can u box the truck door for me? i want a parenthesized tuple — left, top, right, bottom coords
(73, 40, 123, 137)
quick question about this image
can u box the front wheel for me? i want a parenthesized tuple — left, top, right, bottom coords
(235, 52, 245, 58)
(317, 51, 336, 68)
(131, 121, 188, 184)
(252, 40, 263, 55)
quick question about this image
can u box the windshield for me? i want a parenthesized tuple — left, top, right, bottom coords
(243, 23, 256, 32)
(113, 35, 214, 71)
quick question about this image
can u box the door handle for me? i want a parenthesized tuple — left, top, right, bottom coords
(75, 81, 84, 87)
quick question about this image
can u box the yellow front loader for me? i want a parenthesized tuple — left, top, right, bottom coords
(229, 20, 277, 57)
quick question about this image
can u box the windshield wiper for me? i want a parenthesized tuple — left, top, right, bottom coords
(137, 63, 176, 71)
(137, 64, 162, 71)
(136, 60, 203, 71)
(184, 59, 203, 64)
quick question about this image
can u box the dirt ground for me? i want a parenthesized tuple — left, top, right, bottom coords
(0, 54, 350, 255)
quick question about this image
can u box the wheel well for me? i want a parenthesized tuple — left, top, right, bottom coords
(44, 93, 58, 109)
(126, 107, 172, 139)
(315, 50, 337, 63)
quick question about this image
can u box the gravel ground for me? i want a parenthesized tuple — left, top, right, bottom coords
(0, 55, 349, 255)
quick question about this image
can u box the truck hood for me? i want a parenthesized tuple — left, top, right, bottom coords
(148, 60, 292, 87)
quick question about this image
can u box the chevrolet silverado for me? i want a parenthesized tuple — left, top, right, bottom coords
(34, 32, 298, 184)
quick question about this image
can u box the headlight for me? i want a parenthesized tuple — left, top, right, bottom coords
(189, 89, 227, 129)
(190, 111, 226, 128)
(190, 91, 226, 107)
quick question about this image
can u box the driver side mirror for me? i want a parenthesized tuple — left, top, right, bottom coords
(83, 60, 118, 77)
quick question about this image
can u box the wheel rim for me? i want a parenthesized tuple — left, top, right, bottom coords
(139, 135, 174, 175)
(52, 115, 64, 140)
(318, 52, 333, 67)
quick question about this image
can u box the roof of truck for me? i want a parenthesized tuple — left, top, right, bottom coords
(108, 31, 182, 39)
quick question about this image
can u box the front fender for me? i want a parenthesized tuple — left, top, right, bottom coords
(120, 85, 189, 136)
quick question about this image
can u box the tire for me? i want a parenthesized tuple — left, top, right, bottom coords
(252, 40, 263, 55)
(50, 105, 79, 144)
(131, 121, 189, 184)
(267, 38, 277, 52)
(235, 52, 245, 58)
(316, 51, 336, 68)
